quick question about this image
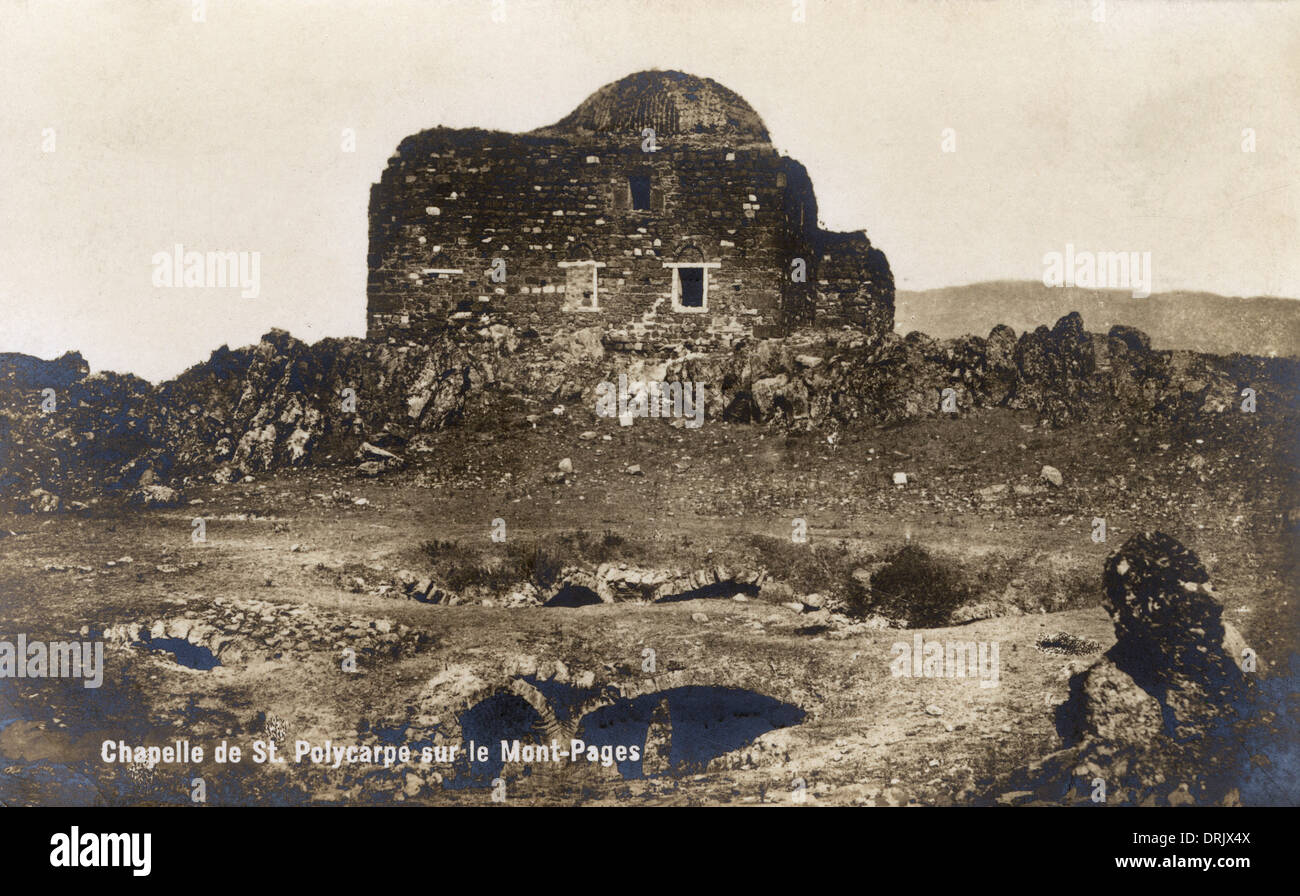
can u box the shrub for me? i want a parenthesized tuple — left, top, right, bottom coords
(507, 541, 564, 591)
(860, 544, 970, 627)
(744, 534, 856, 598)
(419, 539, 458, 563)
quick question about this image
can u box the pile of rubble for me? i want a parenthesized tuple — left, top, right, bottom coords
(660, 313, 1293, 428)
(2, 314, 1295, 509)
(378, 562, 769, 608)
(0, 329, 483, 507)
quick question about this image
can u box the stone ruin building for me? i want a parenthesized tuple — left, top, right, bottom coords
(366, 70, 893, 352)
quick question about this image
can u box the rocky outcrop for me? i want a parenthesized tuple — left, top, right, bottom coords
(616, 313, 1292, 430)
(0, 329, 482, 507)
(1006, 312, 1097, 424)
(1094, 532, 1251, 740)
(979, 532, 1277, 806)
(3, 314, 1295, 508)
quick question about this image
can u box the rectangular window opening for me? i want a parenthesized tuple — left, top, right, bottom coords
(668, 264, 714, 312)
(628, 175, 652, 211)
(678, 267, 704, 307)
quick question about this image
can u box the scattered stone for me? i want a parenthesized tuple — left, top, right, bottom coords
(995, 791, 1036, 806)
(357, 442, 404, 477)
(130, 485, 181, 507)
(1040, 465, 1063, 487)
(1035, 632, 1102, 656)
(26, 489, 61, 513)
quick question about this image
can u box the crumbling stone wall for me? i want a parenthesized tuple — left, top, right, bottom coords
(366, 71, 893, 353)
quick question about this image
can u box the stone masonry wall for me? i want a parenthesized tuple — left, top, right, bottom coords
(367, 127, 891, 352)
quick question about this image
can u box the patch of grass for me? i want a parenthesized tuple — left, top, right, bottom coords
(419, 536, 569, 593)
(550, 528, 627, 566)
(443, 558, 517, 592)
(419, 539, 458, 564)
(509, 540, 564, 591)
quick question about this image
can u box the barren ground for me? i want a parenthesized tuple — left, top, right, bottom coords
(1, 405, 1294, 805)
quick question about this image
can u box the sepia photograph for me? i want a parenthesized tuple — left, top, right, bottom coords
(0, 0, 1295, 864)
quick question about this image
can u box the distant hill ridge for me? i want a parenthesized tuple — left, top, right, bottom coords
(896, 281, 1300, 358)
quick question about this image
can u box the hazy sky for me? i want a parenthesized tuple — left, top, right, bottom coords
(2, 0, 1297, 381)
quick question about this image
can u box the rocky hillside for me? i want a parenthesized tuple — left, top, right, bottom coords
(0, 330, 485, 508)
(2, 313, 1297, 510)
(897, 281, 1300, 358)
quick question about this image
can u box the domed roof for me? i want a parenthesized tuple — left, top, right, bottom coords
(537, 70, 770, 143)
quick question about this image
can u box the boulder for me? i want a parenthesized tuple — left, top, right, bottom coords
(356, 441, 404, 476)
(130, 485, 182, 508)
(1083, 531, 1250, 742)
(976, 531, 1265, 806)
(1074, 658, 1165, 742)
(25, 489, 60, 513)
